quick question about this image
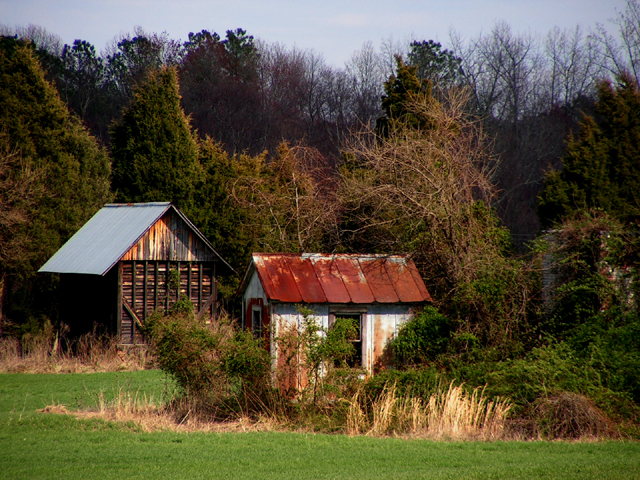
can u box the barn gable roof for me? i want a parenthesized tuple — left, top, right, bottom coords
(242, 253, 432, 304)
(39, 202, 232, 276)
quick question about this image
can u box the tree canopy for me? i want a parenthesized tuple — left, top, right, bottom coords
(341, 62, 531, 347)
(538, 73, 640, 227)
(0, 36, 111, 272)
(376, 56, 436, 136)
(0, 36, 111, 321)
(110, 66, 200, 211)
(407, 40, 464, 91)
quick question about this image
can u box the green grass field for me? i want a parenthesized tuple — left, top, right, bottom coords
(1, 371, 639, 479)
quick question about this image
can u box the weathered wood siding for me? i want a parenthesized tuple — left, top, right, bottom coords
(367, 304, 412, 372)
(122, 211, 216, 262)
(119, 260, 215, 344)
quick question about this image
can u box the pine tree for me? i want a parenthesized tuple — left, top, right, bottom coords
(539, 73, 640, 227)
(110, 67, 200, 210)
(407, 40, 464, 92)
(0, 36, 111, 322)
(376, 56, 437, 136)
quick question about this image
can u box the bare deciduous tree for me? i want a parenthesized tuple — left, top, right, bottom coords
(594, 0, 640, 84)
(339, 87, 533, 344)
(346, 41, 384, 125)
(544, 26, 604, 111)
(231, 143, 339, 253)
(339, 87, 497, 290)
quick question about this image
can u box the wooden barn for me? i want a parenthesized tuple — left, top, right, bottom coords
(239, 253, 432, 377)
(39, 202, 232, 344)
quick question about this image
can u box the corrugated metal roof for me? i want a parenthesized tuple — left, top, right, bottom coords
(38, 203, 233, 276)
(247, 253, 432, 304)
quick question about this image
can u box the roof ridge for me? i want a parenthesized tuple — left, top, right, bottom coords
(104, 202, 172, 207)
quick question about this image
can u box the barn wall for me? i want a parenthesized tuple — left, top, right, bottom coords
(121, 211, 216, 262)
(271, 303, 330, 330)
(119, 260, 215, 344)
(269, 303, 329, 390)
(244, 270, 267, 301)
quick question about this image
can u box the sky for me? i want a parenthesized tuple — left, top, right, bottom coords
(0, 0, 629, 67)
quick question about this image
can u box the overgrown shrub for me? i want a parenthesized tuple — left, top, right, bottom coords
(144, 309, 275, 418)
(541, 211, 638, 338)
(447, 343, 639, 438)
(532, 392, 617, 439)
(389, 307, 451, 366)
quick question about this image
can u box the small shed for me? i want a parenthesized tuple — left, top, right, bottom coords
(239, 253, 432, 375)
(39, 202, 232, 344)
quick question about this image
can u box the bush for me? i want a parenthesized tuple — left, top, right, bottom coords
(389, 307, 451, 366)
(447, 342, 640, 438)
(144, 309, 274, 418)
(532, 392, 617, 439)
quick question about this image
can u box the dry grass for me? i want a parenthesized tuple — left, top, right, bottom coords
(38, 381, 618, 441)
(40, 390, 281, 434)
(0, 335, 151, 373)
(348, 382, 512, 440)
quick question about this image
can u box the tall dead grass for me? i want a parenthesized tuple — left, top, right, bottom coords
(0, 334, 151, 373)
(348, 382, 512, 440)
(41, 388, 281, 434)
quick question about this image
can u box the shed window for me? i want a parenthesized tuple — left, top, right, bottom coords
(252, 305, 263, 338)
(331, 312, 363, 368)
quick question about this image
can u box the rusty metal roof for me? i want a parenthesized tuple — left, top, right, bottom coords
(247, 253, 432, 304)
(39, 203, 233, 276)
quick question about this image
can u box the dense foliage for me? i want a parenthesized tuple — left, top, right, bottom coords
(110, 67, 200, 210)
(539, 73, 640, 227)
(0, 36, 110, 326)
(144, 309, 272, 417)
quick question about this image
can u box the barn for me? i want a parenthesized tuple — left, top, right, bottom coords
(39, 202, 232, 344)
(239, 253, 432, 376)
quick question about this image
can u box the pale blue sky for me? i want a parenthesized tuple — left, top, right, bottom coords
(0, 0, 628, 66)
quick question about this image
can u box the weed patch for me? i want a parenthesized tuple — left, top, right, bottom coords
(0, 332, 151, 373)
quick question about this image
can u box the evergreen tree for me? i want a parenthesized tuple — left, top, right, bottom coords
(0, 36, 111, 323)
(539, 73, 640, 227)
(187, 138, 254, 280)
(407, 40, 464, 91)
(110, 66, 200, 210)
(376, 56, 437, 137)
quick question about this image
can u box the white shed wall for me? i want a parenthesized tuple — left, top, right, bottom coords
(268, 302, 414, 374)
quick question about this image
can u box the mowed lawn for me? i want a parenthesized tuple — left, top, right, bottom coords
(0, 372, 639, 479)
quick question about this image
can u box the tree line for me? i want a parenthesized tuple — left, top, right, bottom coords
(3, 4, 639, 241)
